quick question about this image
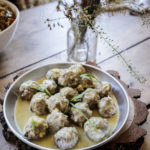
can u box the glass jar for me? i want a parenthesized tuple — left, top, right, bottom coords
(67, 23, 98, 63)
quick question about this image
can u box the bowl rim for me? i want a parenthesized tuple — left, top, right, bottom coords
(0, 0, 20, 35)
(3, 62, 129, 150)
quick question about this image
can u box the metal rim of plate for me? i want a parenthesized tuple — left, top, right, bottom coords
(3, 62, 129, 150)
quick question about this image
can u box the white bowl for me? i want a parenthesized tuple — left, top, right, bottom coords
(0, 0, 20, 51)
(3, 63, 129, 150)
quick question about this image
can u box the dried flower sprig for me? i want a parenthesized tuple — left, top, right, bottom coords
(101, 34, 147, 83)
(142, 15, 150, 28)
(45, 0, 148, 84)
(124, 0, 150, 28)
(77, 7, 147, 83)
(44, 17, 65, 30)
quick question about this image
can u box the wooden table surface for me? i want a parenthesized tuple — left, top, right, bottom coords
(0, 1, 150, 150)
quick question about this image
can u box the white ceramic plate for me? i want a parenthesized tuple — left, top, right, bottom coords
(3, 63, 129, 150)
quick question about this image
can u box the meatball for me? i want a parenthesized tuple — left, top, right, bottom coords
(58, 70, 79, 87)
(30, 92, 49, 115)
(60, 87, 78, 100)
(70, 102, 92, 127)
(83, 88, 100, 109)
(23, 116, 48, 140)
(98, 97, 117, 118)
(69, 64, 86, 75)
(84, 117, 109, 142)
(46, 109, 69, 133)
(41, 79, 57, 94)
(76, 78, 96, 92)
(54, 127, 79, 150)
(97, 82, 112, 98)
(19, 80, 38, 100)
(47, 93, 69, 113)
(46, 68, 62, 81)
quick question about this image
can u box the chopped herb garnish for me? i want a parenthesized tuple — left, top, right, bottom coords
(70, 102, 97, 129)
(71, 90, 87, 102)
(29, 83, 51, 97)
(31, 119, 35, 133)
(80, 73, 96, 80)
(44, 88, 51, 96)
(29, 86, 43, 92)
(80, 73, 103, 85)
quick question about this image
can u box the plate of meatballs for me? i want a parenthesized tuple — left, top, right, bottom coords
(3, 63, 129, 150)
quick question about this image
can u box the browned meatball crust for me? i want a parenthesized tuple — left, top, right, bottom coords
(46, 109, 69, 133)
(19, 80, 38, 100)
(58, 70, 80, 87)
(30, 92, 49, 115)
(83, 88, 100, 109)
(23, 116, 48, 140)
(47, 93, 69, 113)
(70, 102, 92, 126)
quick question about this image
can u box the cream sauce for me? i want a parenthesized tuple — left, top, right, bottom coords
(14, 78, 119, 149)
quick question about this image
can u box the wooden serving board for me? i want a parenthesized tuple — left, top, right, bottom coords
(0, 64, 148, 150)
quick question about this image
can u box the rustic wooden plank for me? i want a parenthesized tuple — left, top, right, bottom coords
(1, 39, 150, 106)
(0, 2, 69, 77)
(1, 39, 150, 103)
(0, 51, 67, 99)
(0, 2, 150, 77)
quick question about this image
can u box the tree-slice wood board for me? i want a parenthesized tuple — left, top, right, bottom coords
(0, 65, 148, 150)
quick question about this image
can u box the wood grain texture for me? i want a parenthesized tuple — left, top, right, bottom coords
(0, 1, 150, 78)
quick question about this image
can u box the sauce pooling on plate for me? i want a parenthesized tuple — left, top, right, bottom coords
(14, 64, 119, 149)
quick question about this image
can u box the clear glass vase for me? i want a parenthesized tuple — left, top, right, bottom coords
(67, 23, 98, 63)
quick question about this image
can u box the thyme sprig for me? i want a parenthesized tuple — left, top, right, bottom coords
(70, 102, 97, 129)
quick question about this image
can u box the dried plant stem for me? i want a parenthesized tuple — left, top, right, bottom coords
(80, 9, 147, 84)
(46, 0, 148, 84)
